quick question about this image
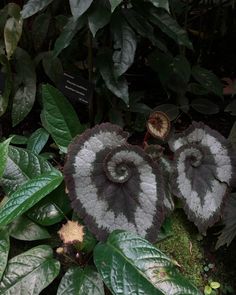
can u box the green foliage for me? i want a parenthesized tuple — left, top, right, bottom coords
(0, 228, 9, 281)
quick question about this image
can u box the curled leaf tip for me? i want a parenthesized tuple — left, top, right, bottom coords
(147, 111, 171, 140)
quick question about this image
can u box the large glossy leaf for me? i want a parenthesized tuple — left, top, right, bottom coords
(21, 0, 54, 19)
(32, 13, 50, 51)
(191, 98, 219, 114)
(94, 231, 201, 295)
(12, 47, 36, 126)
(69, 0, 93, 18)
(0, 54, 12, 117)
(41, 84, 84, 153)
(97, 50, 129, 105)
(0, 228, 9, 281)
(88, 0, 111, 37)
(27, 128, 49, 154)
(111, 13, 137, 77)
(53, 16, 85, 57)
(0, 137, 12, 178)
(27, 182, 71, 226)
(0, 170, 63, 227)
(4, 4, 23, 59)
(9, 215, 50, 241)
(192, 65, 223, 97)
(0, 145, 53, 193)
(57, 266, 104, 295)
(0, 245, 60, 294)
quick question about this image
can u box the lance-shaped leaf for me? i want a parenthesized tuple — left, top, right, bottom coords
(0, 228, 9, 281)
(111, 13, 137, 77)
(0, 245, 60, 294)
(21, 0, 54, 19)
(94, 231, 202, 295)
(64, 123, 164, 242)
(57, 266, 104, 295)
(109, 0, 122, 12)
(169, 122, 236, 233)
(0, 54, 12, 117)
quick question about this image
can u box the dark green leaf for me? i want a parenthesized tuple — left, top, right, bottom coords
(149, 8, 193, 49)
(130, 102, 152, 114)
(225, 99, 236, 116)
(9, 215, 50, 241)
(172, 55, 191, 84)
(21, 0, 54, 19)
(109, 0, 122, 12)
(12, 47, 36, 127)
(27, 128, 49, 154)
(148, 0, 169, 11)
(0, 228, 9, 281)
(0, 55, 12, 117)
(187, 83, 209, 95)
(94, 231, 201, 295)
(57, 266, 104, 295)
(88, 0, 111, 37)
(41, 84, 84, 153)
(53, 16, 85, 57)
(42, 51, 63, 84)
(79, 228, 97, 253)
(97, 50, 129, 105)
(153, 103, 179, 120)
(0, 245, 60, 294)
(191, 98, 219, 114)
(27, 182, 71, 226)
(111, 13, 137, 76)
(69, 0, 93, 18)
(192, 65, 223, 97)
(10, 134, 28, 145)
(0, 137, 12, 178)
(0, 145, 54, 193)
(0, 170, 63, 227)
(32, 13, 50, 51)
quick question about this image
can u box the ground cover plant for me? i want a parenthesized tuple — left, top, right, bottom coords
(1, 0, 236, 294)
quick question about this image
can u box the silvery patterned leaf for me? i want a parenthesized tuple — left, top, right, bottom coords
(64, 123, 164, 242)
(169, 121, 236, 233)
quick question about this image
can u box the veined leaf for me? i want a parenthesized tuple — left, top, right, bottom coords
(57, 266, 104, 295)
(0, 228, 9, 281)
(0, 145, 53, 193)
(27, 128, 49, 154)
(69, 0, 93, 18)
(109, 0, 122, 12)
(12, 47, 36, 126)
(0, 54, 12, 117)
(0, 170, 63, 227)
(41, 84, 84, 153)
(0, 137, 12, 178)
(94, 231, 201, 295)
(0, 245, 60, 294)
(21, 0, 54, 19)
(111, 13, 137, 77)
(9, 215, 50, 241)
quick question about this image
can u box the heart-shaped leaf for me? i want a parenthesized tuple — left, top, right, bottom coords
(0, 228, 9, 281)
(94, 231, 202, 295)
(57, 266, 104, 295)
(0, 245, 60, 294)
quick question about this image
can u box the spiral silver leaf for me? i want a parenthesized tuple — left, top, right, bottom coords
(64, 123, 164, 242)
(169, 122, 236, 233)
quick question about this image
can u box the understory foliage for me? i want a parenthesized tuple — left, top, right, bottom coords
(0, 0, 236, 294)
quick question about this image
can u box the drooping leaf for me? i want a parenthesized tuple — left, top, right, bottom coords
(0, 145, 54, 193)
(0, 228, 9, 281)
(94, 231, 202, 295)
(109, 0, 122, 12)
(4, 4, 23, 59)
(225, 99, 236, 116)
(0, 54, 12, 117)
(111, 13, 137, 77)
(191, 98, 220, 114)
(169, 122, 236, 233)
(88, 0, 111, 37)
(21, 0, 54, 19)
(27, 182, 71, 226)
(0, 170, 63, 227)
(32, 13, 50, 51)
(57, 266, 104, 295)
(192, 65, 223, 97)
(0, 137, 12, 178)
(12, 47, 36, 127)
(69, 0, 93, 18)
(42, 51, 63, 84)
(216, 193, 236, 248)
(97, 50, 129, 105)
(0, 245, 60, 294)
(9, 215, 50, 241)
(27, 128, 49, 154)
(41, 84, 84, 153)
(53, 16, 85, 57)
